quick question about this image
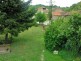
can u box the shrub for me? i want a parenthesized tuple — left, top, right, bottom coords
(45, 18, 70, 51)
(35, 12, 46, 23)
(45, 14, 81, 55)
(65, 14, 81, 54)
(35, 12, 47, 30)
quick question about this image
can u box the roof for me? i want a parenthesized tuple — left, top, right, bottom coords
(52, 12, 62, 16)
(52, 8, 70, 16)
(52, 12, 70, 16)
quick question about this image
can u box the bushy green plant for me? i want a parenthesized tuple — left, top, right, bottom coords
(45, 18, 70, 51)
(65, 14, 81, 54)
(45, 14, 81, 55)
(35, 12, 47, 29)
(35, 12, 46, 23)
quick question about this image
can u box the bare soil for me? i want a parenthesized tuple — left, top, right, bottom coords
(0, 44, 11, 54)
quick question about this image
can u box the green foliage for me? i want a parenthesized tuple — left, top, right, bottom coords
(63, 1, 81, 11)
(45, 13, 81, 55)
(0, 0, 36, 43)
(35, 12, 46, 23)
(65, 14, 81, 54)
(69, 2, 81, 11)
(45, 18, 70, 51)
(0, 0, 22, 16)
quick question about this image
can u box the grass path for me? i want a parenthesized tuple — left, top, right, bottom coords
(0, 26, 65, 61)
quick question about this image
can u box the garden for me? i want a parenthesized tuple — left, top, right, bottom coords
(0, 0, 81, 61)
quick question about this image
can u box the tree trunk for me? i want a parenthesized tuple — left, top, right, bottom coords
(5, 33, 8, 44)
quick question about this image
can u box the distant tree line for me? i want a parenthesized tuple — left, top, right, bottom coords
(62, 1, 81, 11)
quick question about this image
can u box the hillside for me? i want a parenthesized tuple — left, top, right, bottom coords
(62, 1, 81, 11)
(31, 4, 60, 10)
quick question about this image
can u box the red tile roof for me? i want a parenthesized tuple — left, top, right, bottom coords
(52, 12, 62, 16)
(52, 12, 70, 16)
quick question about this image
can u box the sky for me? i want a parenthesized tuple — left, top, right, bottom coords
(24, 0, 81, 7)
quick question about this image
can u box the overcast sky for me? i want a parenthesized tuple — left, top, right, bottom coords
(24, 0, 81, 7)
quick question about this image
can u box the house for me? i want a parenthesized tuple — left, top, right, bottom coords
(37, 7, 70, 20)
(52, 8, 70, 20)
(37, 7, 48, 14)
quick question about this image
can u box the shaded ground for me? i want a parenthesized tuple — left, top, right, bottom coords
(0, 44, 10, 54)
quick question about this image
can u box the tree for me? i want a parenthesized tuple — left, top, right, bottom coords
(35, 12, 47, 30)
(63, 1, 81, 12)
(0, 0, 36, 44)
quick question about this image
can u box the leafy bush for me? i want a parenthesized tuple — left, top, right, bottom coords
(35, 12, 46, 23)
(35, 12, 47, 30)
(65, 14, 81, 54)
(45, 18, 70, 51)
(45, 14, 81, 55)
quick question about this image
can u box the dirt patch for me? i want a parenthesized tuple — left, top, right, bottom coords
(0, 44, 11, 54)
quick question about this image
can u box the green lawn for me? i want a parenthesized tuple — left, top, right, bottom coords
(0, 26, 79, 61)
